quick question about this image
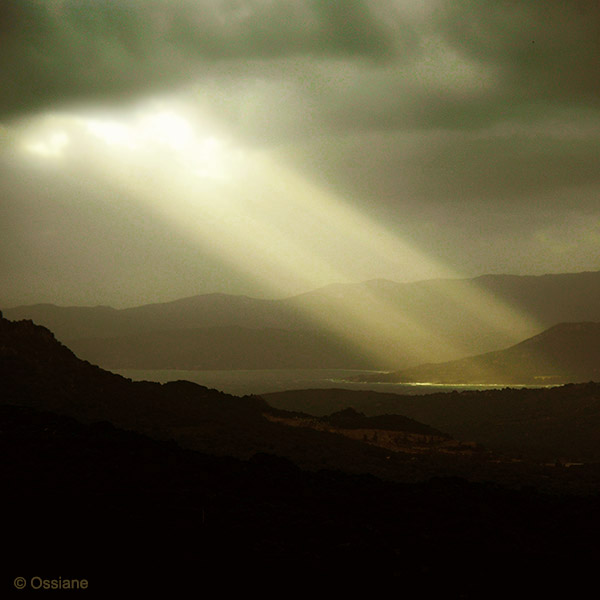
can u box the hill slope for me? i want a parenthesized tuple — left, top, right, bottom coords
(373, 322, 600, 385)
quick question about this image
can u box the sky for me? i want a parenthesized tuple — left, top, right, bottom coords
(1, 0, 599, 308)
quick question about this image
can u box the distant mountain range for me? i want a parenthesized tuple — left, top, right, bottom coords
(5, 270, 600, 370)
(363, 321, 600, 385)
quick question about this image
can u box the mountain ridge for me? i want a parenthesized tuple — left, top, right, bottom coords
(7, 269, 600, 310)
(4, 269, 600, 370)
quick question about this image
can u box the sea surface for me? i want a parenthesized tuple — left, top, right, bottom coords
(113, 368, 521, 397)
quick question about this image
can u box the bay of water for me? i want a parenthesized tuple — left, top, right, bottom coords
(113, 368, 514, 397)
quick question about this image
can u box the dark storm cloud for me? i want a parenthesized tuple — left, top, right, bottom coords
(286, 0, 600, 137)
(181, 0, 600, 149)
(5, 0, 597, 133)
(435, 0, 600, 105)
(280, 126, 600, 207)
(253, 0, 600, 209)
(0, 0, 408, 118)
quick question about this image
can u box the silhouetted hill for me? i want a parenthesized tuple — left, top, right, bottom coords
(370, 321, 600, 385)
(263, 406, 474, 457)
(5, 312, 600, 492)
(266, 405, 449, 437)
(321, 407, 448, 436)
(5, 270, 600, 369)
(263, 385, 600, 463)
(0, 313, 267, 430)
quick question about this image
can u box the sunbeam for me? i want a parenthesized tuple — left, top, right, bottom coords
(11, 96, 543, 369)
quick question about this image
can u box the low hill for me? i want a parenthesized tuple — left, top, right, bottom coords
(263, 385, 600, 463)
(2, 293, 288, 339)
(320, 407, 448, 436)
(263, 406, 475, 457)
(371, 322, 600, 385)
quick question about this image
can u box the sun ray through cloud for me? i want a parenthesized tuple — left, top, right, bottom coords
(10, 97, 543, 369)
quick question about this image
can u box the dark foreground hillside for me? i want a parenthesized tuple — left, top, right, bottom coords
(3, 403, 599, 595)
(4, 312, 588, 490)
(2, 313, 600, 593)
(0, 314, 491, 484)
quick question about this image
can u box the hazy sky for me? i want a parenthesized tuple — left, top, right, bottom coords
(1, 0, 599, 308)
